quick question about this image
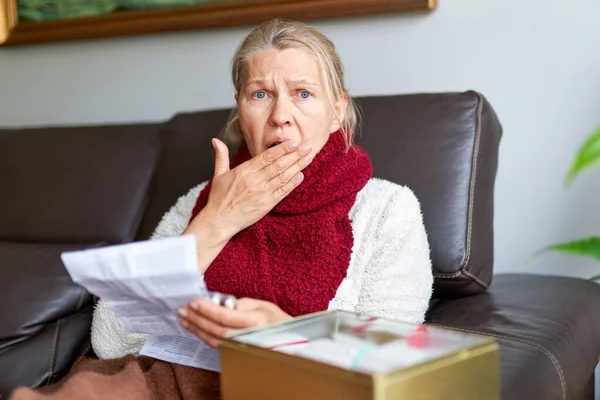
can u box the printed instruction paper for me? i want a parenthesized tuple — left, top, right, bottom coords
(61, 235, 220, 372)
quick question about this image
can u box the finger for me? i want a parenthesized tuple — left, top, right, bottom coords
(263, 142, 313, 180)
(250, 140, 302, 171)
(234, 297, 265, 312)
(268, 151, 313, 188)
(190, 298, 266, 329)
(212, 138, 230, 177)
(180, 318, 221, 348)
(180, 306, 229, 337)
(273, 171, 305, 199)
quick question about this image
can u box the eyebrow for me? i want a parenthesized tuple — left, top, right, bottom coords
(246, 79, 320, 88)
(290, 79, 319, 87)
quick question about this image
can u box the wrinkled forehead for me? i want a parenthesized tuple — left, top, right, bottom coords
(241, 47, 328, 90)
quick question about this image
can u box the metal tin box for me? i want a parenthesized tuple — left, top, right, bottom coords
(220, 310, 499, 400)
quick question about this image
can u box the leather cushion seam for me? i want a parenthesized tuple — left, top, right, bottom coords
(79, 342, 92, 359)
(433, 92, 488, 290)
(432, 268, 489, 289)
(75, 288, 87, 312)
(430, 324, 567, 400)
(461, 268, 489, 288)
(46, 318, 61, 386)
(433, 271, 461, 278)
(461, 92, 483, 274)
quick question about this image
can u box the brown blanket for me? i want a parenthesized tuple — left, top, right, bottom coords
(10, 356, 220, 400)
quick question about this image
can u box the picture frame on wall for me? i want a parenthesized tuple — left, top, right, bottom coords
(0, 0, 436, 47)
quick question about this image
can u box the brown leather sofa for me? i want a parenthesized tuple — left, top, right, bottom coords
(1, 91, 599, 399)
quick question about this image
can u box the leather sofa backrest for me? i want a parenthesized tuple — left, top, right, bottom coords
(0, 125, 160, 243)
(355, 91, 502, 296)
(135, 109, 231, 240)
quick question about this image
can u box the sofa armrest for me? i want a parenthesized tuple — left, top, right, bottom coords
(425, 274, 600, 400)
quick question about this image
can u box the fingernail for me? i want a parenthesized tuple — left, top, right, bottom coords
(181, 319, 189, 328)
(288, 141, 298, 150)
(190, 301, 200, 310)
(178, 307, 188, 317)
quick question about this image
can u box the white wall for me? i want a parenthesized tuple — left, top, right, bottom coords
(1, 0, 600, 280)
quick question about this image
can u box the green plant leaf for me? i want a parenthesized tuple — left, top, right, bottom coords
(565, 126, 600, 186)
(534, 236, 600, 262)
(590, 274, 600, 282)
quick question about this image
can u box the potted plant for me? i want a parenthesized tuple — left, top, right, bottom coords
(534, 126, 600, 281)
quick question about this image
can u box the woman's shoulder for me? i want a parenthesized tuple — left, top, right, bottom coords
(151, 181, 209, 240)
(352, 178, 423, 224)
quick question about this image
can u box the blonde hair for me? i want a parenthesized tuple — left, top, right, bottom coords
(223, 18, 358, 150)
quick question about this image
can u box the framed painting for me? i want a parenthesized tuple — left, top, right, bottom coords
(0, 0, 436, 47)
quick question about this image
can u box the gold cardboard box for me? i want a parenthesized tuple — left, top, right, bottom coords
(220, 310, 500, 400)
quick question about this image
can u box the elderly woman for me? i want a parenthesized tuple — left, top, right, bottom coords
(11, 18, 432, 400)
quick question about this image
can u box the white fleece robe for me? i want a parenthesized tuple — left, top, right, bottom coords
(91, 178, 433, 359)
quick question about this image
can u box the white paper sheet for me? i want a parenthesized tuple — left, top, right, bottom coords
(60, 235, 220, 371)
(140, 335, 220, 372)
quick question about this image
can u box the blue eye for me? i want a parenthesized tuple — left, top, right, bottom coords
(253, 91, 266, 99)
(299, 90, 311, 99)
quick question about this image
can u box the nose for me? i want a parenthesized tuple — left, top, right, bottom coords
(268, 96, 293, 128)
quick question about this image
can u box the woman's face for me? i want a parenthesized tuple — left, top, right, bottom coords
(236, 48, 345, 157)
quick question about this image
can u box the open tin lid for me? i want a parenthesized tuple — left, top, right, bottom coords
(224, 310, 495, 375)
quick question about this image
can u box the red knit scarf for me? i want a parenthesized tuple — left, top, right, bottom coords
(189, 130, 373, 317)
